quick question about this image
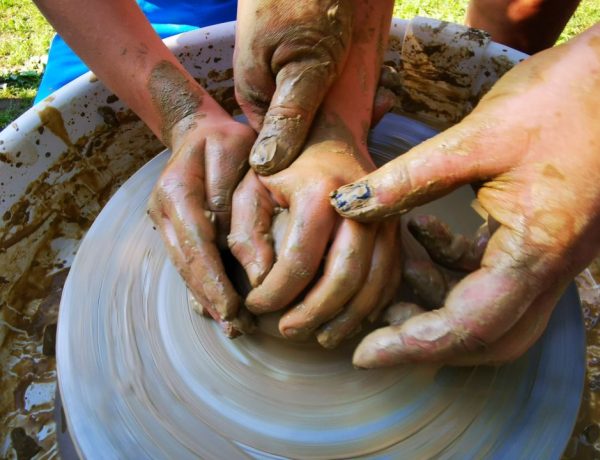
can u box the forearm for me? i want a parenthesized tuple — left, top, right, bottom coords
(34, 0, 229, 144)
(318, 0, 394, 148)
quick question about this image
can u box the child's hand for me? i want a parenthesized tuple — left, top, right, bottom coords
(149, 113, 256, 336)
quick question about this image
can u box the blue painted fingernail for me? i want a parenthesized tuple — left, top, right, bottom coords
(330, 181, 372, 212)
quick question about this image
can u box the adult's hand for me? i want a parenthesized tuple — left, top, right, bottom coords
(234, 0, 354, 174)
(331, 24, 600, 367)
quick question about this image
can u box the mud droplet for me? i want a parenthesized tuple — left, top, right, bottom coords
(10, 427, 42, 460)
(38, 106, 72, 147)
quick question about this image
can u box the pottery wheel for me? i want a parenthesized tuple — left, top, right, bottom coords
(57, 114, 585, 459)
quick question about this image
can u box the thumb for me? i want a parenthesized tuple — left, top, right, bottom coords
(249, 59, 340, 175)
(329, 118, 513, 221)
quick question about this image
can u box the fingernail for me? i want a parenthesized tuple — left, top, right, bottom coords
(352, 342, 380, 369)
(280, 326, 311, 341)
(330, 181, 373, 213)
(250, 136, 279, 172)
(353, 329, 412, 368)
(316, 329, 338, 349)
(244, 290, 272, 315)
(407, 215, 432, 233)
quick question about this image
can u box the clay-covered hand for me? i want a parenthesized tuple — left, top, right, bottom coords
(230, 0, 395, 345)
(228, 116, 400, 346)
(234, 0, 354, 174)
(149, 112, 256, 337)
(331, 24, 600, 367)
(34, 0, 259, 336)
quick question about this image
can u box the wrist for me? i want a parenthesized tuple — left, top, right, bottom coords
(148, 60, 232, 148)
(169, 107, 240, 156)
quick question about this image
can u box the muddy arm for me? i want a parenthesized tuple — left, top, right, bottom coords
(33, 0, 233, 145)
(34, 0, 257, 336)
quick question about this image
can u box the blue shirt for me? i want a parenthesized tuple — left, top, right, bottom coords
(35, 0, 237, 102)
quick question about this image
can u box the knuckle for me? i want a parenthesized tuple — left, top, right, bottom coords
(235, 80, 271, 110)
(147, 192, 160, 213)
(455, 326, 491, 354)
(207, 193, 231, 212)
(264, 106, 307, 123)
(227, 232, 251, 257)
(272, 26, 348, 75)
(331, 259, 366, 287)
(147, 191, 167, 222)
(156, 173, 182, 196)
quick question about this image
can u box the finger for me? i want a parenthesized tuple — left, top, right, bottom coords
(249, 59, 339, 175)
(367, 225, 403, 323)
(329, 119, 515, 221)
(358, 285, 562, 368)
(403, 258, 448, 309)
(221, 306, 257, 338)
(233, 28, 275, 132)
(188, 291, 212, 318)
(317, 221, 397, 349)
(154, 148, 240, 321)
(279, 219, 376, 340)
(446, 286, 563, 366)
(408, 215, 489, 272)
(149, 206, 244, 337)
(245, 189, 336, 314)
(228, 170, 276, 287)
(353, 225, 551, 368)
(204, 125, 254, 244)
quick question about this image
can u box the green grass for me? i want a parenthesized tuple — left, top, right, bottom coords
(0, 0, 598, 130)
(394, 0, 468, 25)
(394, 0, 600, 44)
(0, 75, 40, 129)
(0, 0, 53, 130)
(0, 0, 53, 71)
(558, 0, 600, 44)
